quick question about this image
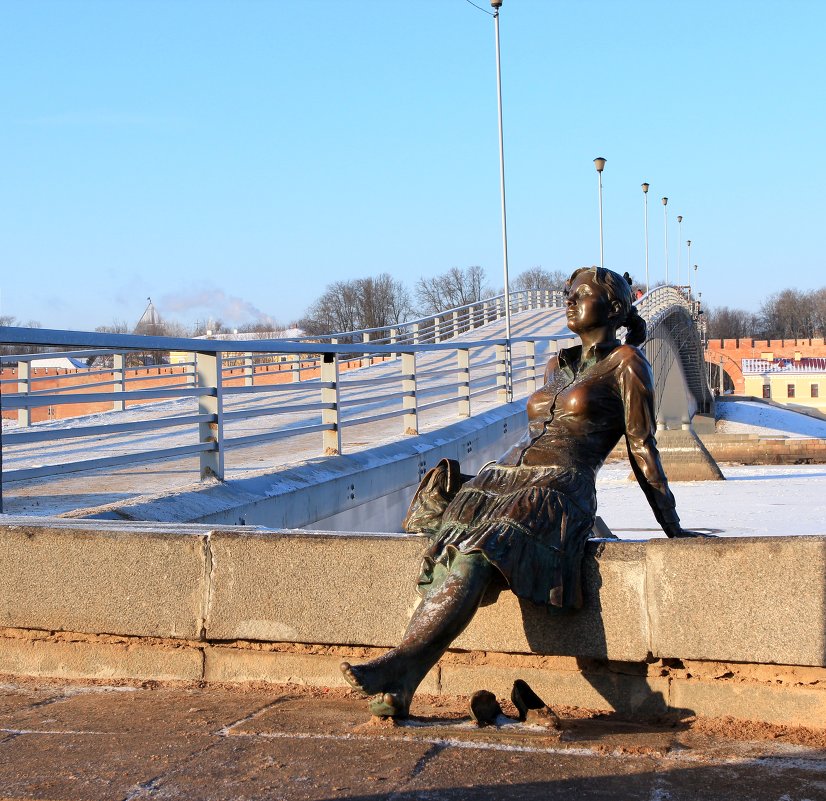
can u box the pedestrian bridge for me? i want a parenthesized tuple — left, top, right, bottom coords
(0, 285, 712, 526)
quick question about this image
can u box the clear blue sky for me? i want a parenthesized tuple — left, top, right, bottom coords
(1, 0, 824, 331)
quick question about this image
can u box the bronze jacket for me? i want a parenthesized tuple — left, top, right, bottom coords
(498, 340, 680, 533)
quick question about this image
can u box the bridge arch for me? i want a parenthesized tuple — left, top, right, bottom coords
(704, 351, 743, 395)
(638, 288, 714, 428)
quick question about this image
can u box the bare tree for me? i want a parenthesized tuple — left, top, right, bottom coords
(759, 289, 824, 340)
(1, 316, 44, 356)
(415, 266, 492, 315)
(299, 273, 413, 339)
(512, 267, 568, 293)
(706, 306, 760, 340)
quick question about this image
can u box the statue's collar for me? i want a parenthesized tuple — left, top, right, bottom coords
(558, 339, 621, 374)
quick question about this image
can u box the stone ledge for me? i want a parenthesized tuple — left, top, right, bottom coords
(647, 536, 826, 666)
(0, 520, 209, 639)
(1, 519, 824, 669)
(0, 636, 203, 682)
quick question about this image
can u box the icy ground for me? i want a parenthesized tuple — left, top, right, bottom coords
(716, 399, 826, 438)
(595, 462, 826, 539)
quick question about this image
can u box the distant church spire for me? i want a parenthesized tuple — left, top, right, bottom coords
(134, 298, 162, 336)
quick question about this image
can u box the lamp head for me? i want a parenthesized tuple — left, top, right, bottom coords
(677, 215, 683, 223)
(641, 182, 649, 193)
(662, 197, 668, 206)
(687, 239, 691, 246)
(593, 157, 606, 173)
(490, 0, 503, 7)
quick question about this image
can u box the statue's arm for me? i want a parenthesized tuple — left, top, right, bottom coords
(619, 353, 683, 537)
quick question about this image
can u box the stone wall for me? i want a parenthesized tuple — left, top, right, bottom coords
(1, 517, 824, 729)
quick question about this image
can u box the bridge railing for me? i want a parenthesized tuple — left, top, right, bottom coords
(1, 288, 566, 425)
(288, 289, 565, 348)
(0, 325, 572, 486)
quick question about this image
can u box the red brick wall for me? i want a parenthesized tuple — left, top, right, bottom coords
(705, 338, 826, 395)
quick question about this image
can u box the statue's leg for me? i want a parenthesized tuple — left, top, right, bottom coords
(341, 551, 494, 717)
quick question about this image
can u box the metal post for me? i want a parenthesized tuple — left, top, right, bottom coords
(496, 343, 508, 403)
(482, 301, 490, 325)
(642, 183, 650, 292)
(594, 157, 606, 269)
(362, 332, 372, 368)
(433, 317, 441, 343)
(686, 240, 692, 293)
(412, 323, 420, 345)
(402, 351, 418, 435)
(677, 215, 683, 285)
(243, 352, 253, 387)
(196, 351, 224, 480)
(493, 4, 513, 402)
(16, 361, 30, 426)
(452, 311, 460, 338)
(390, 328, 398, 360)
(457, 348, 471, 418)
(113, 353, 125, 412)
(525, 339, 537, 390)
(321, 352, 341, 454)
(662, 197, 669, 285)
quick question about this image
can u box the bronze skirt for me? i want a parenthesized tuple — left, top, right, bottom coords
(417, 463, 596, 610)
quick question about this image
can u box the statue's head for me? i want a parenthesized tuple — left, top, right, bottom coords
(565, 266, 646, 346)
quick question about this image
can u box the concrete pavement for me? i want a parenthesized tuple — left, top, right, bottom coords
(1, 681, 824, 801)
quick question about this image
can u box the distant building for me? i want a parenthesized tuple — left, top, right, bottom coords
(742, 356, 826, 412)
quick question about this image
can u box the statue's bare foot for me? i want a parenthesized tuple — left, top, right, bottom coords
(340, 660, 388, 696)
(340, 662, 365, 695)
(368, 691, 412, 719)
(341, 660, 416, 718)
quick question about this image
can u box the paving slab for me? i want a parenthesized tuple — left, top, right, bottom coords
(0, 731, 216, 801)
(2, 685, 274, 735)
(0, 682, 824, 801)
(138, 735, 435, 801)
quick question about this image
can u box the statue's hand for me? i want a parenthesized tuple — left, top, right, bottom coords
(667, 526, 716, 539)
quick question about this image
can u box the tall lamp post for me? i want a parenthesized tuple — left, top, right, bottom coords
(491, 0, 512, 401)
(686, 240, 692, 294)
(594, 157, 606, 269)
(676, 215, 683, 285)
(642, 183, 650, 292)
(662, 197, 669, 285)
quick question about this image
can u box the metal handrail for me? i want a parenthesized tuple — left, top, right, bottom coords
(1, 320, 573, 489)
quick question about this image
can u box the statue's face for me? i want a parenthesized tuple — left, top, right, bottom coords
(565, 273, 611, 334)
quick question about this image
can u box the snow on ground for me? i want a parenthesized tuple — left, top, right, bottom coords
(596, 462, 826, 539)
(716, 399, 826, 438)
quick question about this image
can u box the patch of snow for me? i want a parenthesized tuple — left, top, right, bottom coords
(716, 400, 826, 439)
(596, 462, 826, 538)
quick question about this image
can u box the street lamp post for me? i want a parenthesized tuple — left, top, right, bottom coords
(490, 0, 512, 401)
(662, 197, 669, 285)
(676, 215, 683, 285)
(594, 157, 606, 269)
(642, 183, 650, 292)
(686, 240, 692, 294)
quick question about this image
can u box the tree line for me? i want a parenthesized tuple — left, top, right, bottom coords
(297, 265, 570, 338)
(706, 287, 826, 341)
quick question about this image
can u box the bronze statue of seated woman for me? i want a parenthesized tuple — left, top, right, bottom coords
(341, 266, 709, 718)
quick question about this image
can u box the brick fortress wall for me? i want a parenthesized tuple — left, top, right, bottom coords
(705, 337, 826, 394)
